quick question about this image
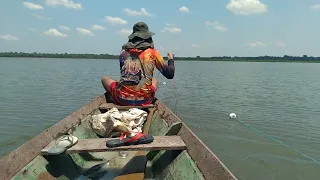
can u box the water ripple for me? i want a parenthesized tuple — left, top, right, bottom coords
(1, 58, 320, 179)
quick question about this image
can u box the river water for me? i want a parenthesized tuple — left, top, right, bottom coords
(0, 57, 320, 180)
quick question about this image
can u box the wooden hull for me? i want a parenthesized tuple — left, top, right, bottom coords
(0, 93, 237, 180)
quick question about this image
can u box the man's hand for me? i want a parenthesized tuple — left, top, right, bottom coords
(167, 52, 174, 60)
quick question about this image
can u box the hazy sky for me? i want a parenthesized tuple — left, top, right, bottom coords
(1, 0, 320, 57)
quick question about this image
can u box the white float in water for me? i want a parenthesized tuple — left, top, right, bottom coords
(163, 82, 166, 85)
(229, 113, 236, 119)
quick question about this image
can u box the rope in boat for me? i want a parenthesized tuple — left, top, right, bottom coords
(211, 108, 320, 166)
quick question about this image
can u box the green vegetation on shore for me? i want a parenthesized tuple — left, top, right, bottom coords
(1, 52, 320, 62)
(0, 52, 118, 59)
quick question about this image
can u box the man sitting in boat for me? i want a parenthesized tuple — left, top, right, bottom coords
(101, 22, 175, 106)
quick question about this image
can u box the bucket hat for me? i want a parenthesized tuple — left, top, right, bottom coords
(128, 22, 155, 40)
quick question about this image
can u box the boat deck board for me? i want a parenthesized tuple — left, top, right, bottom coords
(41, 136, 186, 155)
(99, 103, 155, 110)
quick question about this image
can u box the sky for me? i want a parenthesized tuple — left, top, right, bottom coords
(1, 0, 320, 57)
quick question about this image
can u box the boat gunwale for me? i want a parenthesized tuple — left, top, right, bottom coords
(0, 93, 237, 180)
(0, 94, 107, 180)
(155, 100, 238, 180)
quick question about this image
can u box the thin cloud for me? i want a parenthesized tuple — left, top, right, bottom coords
(28, 28, 37, 32)
(44, 29, 68, 37)
(33, 13, 52, 20)
(91, 25, 105, 31)
(45, 0, 83, 9)
(161, 24, 182, 33)
(205, 21, 228, 32)
(248, 41, 266, 47)
(59, 25, 71, 31)
(311, 4, 320, 11)
(118, 29, 132, 37)
(0, 35, 19, 41)
(23, 2, 44, 10)
(124, 8, 152, 16)
(76, 28, 95, 36)
(179, 6, 189, 13)
(105, 16, 127, 25)
(226, 0, 268, 16)
(276, 42, 286, 48)
(191, 44, 200, 48)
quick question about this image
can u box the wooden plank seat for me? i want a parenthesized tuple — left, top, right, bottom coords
(99, 103, 155, 110)
(41, 136, 186, 155)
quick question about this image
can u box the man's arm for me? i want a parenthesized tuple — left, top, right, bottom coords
(154, 50, 175, 79)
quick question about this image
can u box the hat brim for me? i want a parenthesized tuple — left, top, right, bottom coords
(128, 31, 155, 40)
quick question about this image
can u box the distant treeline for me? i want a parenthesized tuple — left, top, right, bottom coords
(176, 55, 320, 62)
(1, 52, 320, 62)
(0, 52, 118, 59)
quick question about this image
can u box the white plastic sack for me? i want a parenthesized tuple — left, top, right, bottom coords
(91, 107, 148, 137)
(91, 107, 119, 137)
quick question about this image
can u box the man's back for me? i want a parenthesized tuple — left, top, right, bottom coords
(115, 48, 174, 103)
(100, 21, 175, 106)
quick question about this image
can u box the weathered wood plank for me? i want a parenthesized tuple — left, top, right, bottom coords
(114, 173, 144, 180)
(155, 100, 181, 126)
(156, 100, 238, 180)
(142, 108, 156, 134)
(41, 136, 186, 155)
(178, 124, 237, 180)
(114, 105, 156, 180)
(148, 113, 169, 136)
(0, 94, 107, 180)
(99, 103, 155, 110)
(147, 122, 182, 160)
(156, 150, 205, 180)
(113, 152, 147, 180)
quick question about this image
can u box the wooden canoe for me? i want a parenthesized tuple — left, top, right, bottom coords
(0, 92, 237, 180)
